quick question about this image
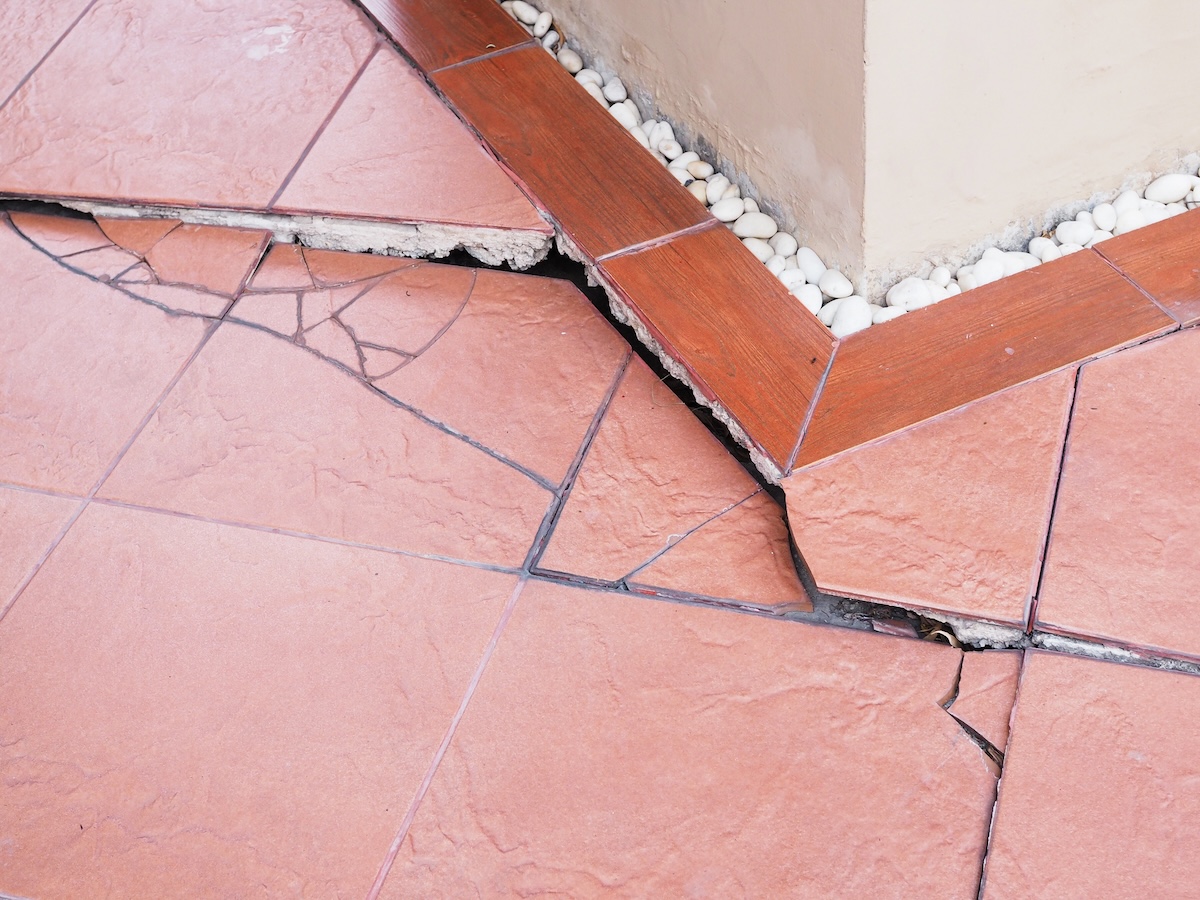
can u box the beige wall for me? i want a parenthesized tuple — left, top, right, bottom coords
(542, 0, 868, 274)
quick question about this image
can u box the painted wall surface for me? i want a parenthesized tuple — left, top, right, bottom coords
(862, 0, 1200, 285)
(542, 0, 868, 275)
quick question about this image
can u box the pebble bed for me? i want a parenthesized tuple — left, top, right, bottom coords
(500, 0, 1200, 338)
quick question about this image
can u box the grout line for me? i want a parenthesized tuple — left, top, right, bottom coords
(785, 340, 839, 473)
(366, 575, 528, 900)
(1094, 249, 1184, 325)
(429, 39, 540, 74)
(521, 350, 633, 572)
(0, 497, 89, 625)
(0, 0, 101, 115)
(593, 218, 720, 263)
(223, 232, 274, 311)
(1023, 366, 1083, 633)
(265, 42, 382, 210)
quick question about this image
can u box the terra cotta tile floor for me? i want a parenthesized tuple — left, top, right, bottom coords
(3, 0, 1200, 895)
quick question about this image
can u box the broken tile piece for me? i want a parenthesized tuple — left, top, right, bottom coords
(302, 246, 414, 286)
(9, 211, 112, 256)
(335, 264, 471, 353)
(246, 243, 314, 291)
(376, 268, 630, 486)
(301, 284, 379, 332)
(948, 650, 1022, 751)
(0, 501, 517, 898)
(1037, 329, 1200, 660)
(381, 580, 996, 897)
(983, 652, 1200, 897)
(144, 223, 270, 296)
(276, 48, 548, 233)
(0, 221, 209, 494)
(784, 369, 1076, 626)
(96, 216, 180, 256)
(126, 283, 232, 318)
(0, 486, 79, 612)
(538, 357, 767, 581)
(99, 322, 551, 567)
(628, 490, 811, 611)
(303, 318, 362, 373)
(227, 292, 301, 338)
(57, 244, 145, 281)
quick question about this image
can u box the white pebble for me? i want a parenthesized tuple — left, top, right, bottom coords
(667, 166, 692, 186)
(796, 247, 827, 284)
(958, 271, 978, 291)
(686, 160, 714, 179)
(686, 180, 708, 203)
(532, 10, 553, 37)
(1002, 251, 1040, 275)
(1055, 220, 1095, 246)
(793, 284, 823, 315)
(627, 124, 650, 150)
(1039, 243, 1062, 262)
(669, 151, 699, 169)
(648, 122, 674, 152)
(830, 296, 873, 338)
(602, 77, 628, 103)
(1092, 202, 1117, 232)
(732, 211, 778, 240)
(1058, 242, 1085, 256)
(817, 297, 847, 326)
(784, 256, 799, 270)
(721, 183, 741, 200)
(1143, 204, 1170, 225)
(658, 140, 683, 160)
(769, 232, 798, 258)
(541, 30, 559, 50)
(742, 237, 774, 263)
(710, 197, 745, 222)
(765, 254, 787, 276)
(510, 1, 539, 25)
(885, 276, 933, 310)
(1085, 230, 1113, 247)
(1114, 209, 1147, 235)
(929, 266, 951, 288)
(1145, 173, 1193, 204)
(1075, 210, 1096, 231)
(944, 283, 962, 297)
(705, 174, 731, 205)
(575, 68, 603, 87)
(608, 102, 638, 130)
(581, 81, 606, 104)
(742, 198, 759, 214)
(818, 269, 853, 299)
(779, 268, 806, 290)
(1113, 189, 1142, 216)
(973, 257, 1005, 286)
(873, 305, 907, 325)
(557, 48, 582, 72)
(1028, 236, 1057, 261)
(1167, 201, 1188, 217)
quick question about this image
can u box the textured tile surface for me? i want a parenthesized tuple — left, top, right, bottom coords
(143, 223, 269, 295)
(0, 219, 209, 494)
(1037, 329, 1200, 658)
(537, 357, 761, 581)
(99, 322, 551, 567)
(0, 486, 78, 612)
(277, 49, 547, 232)
(796, 250, 1175, 467)
(948, 651, 1022, 751)
(784, 370, 1076, 625)
(96, 216, 181, 255)
(1099, 207, 1200, 326)
(380, 580, 996, 897)
(599, 224, 834, 472)
(0, 502, 515, 898)
(433, 47, 709, 260)
(0, 1, 93, 105)
(358, 0, 532, 71)
(983, 652, 1200, 897)
(9, 211, 111, 256)
(0, 0, 379, 208)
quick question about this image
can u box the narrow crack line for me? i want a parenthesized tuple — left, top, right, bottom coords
(1095, 250, 1185, 326)
(427, 39, 541, 75)
(786, 341, 839, 472)
(0, 0, 101, 115)
(266, 41, 383, 210)
(0, 497, 88, 626)
(617, 488, 763, 584)
(408, 267, 477, 360)
(366, 575, 528, 900)
(949, 712, 1005, 766)
(1024, 366, 1083, 633)
(225, 233, 273, 305)
(87, 496, 523, 575)
(594, 218, 721, 263)
(0, 481, 85, 502)
(521, 350, 634, 572)
(941, 654, 966, 710)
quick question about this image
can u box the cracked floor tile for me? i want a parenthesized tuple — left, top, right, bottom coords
(0, 219, 210, 494)
(98, 321, 553, 567)
(142, 222, 270, 296)
(537, 356, 763, 582)
(983, 651, 1200, 897)
(0, 486, 78, 612)
(1037, 328, 1200, 661)
(275, 47, 549, 234)
(0, 2, 94, 104)
(783, 368, 1076, 627)
(380, 580, 996, 898)
(95, 215, 181, 255)
(946, 650, 1022, 751)
(8, 210, 110, 256)
(0, 502, 517, 898)
(0, 0, 378, 207)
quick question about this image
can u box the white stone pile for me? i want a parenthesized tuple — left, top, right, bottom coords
(501, 0, 1200, 339)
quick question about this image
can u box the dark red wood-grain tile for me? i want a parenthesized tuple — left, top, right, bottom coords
(433, 47, 711, 261)
(357, 0, 533, 72)
(1097, 207, 1200, 327)
(794, 249, 1176, 468)
(598, 224, 834, 472)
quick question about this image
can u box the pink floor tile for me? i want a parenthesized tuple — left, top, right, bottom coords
(0, 502, 516, 897)
(784, 369, 1076, 626)
(277, 48, 548, 232)
(1037, 330, 1200, 658)
(376, 268, 631, 485)
(948, 651, 1022, 751)
(56, 243, 145, 282)
(380, 580, 997, 897)
(143, 223, 270, 295)
(96, 216, 181, 256)
(627, 489, 811, 611)
(538, 357, 762, 581)
(983, 652, 1200, 897)
(0, 219, 209, 494)
(246, 242, 316, 291)
(0, 0, 378, 208)
(99, 321, 552, 567)
(0, 2, 92, 104)
(0, 486, 78, 613)
(9, 211, 111, 256)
